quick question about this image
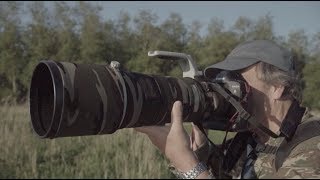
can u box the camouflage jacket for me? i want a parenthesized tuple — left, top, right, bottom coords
(195, 109, 320, 179)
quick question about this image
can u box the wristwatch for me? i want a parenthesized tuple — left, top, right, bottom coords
(169, 162, 213, 179)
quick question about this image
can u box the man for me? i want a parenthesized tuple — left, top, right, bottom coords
(135, 40, 320, 179)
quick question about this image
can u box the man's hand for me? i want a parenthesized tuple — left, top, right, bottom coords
(134, 101, 199, 171)
(190, 122, 208, 151)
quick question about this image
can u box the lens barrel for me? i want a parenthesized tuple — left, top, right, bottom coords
(30, 61, 218, 138)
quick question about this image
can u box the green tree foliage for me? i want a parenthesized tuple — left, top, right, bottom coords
(232, 14, 275, 41)
(20, 2, 59, 95)
(126, 10, 162, 74)
(158, 13, 188, 75)
(287, 30, 309, 73)
(112, 11, 136, 65)
(182, 20, 204, 77)
(310, 32, 320, 58)
(199, 18, 239, 69)
(302, 59, 320, 109)
(54, 1, 80, 62)
(0, 2, 26, 102)
(251, 13, 275, 40)
(302, 33, 320, 109)
(0, 2, 319, 110)
(233, 16, 253, 41)
(160, 13, 187, 51)
(75, 2, 107, 64)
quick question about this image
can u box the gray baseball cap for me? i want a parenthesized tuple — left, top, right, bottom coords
(204, 40, 295, 78)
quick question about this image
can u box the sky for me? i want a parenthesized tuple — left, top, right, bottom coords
(88, 1, 320, 38)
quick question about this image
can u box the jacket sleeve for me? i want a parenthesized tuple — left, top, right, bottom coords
(274, 147, 320, 178)
(263, 135, 320, 179)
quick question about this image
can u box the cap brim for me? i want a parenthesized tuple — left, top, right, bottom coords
(204, 58, 260, 78)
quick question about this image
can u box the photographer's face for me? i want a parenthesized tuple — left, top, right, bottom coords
(240, 64, 273, 134)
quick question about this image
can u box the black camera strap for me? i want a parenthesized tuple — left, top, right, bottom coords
(193, 120, 225, 177)
(194, 118, 253, 178)
(209, 83, 280, 138)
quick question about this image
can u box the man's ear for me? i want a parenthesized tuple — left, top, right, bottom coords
(270, 85, 285, 100)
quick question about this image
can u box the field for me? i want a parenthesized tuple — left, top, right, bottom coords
(0, 105, 229, 178)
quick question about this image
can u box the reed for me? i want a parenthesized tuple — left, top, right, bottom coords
(0, 104, 229, 178)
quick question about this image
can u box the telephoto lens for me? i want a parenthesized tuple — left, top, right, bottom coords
(29, 60, 231, 139)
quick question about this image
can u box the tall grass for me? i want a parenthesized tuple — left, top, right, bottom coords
(0, 105, 229, 178)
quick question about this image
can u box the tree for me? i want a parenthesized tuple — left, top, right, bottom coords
(286, 29, 309, 73)
(0, 3, 318, 110)
(0, 2, 26, 102)
(310, 32, 320, 58)
(251, 13, 275, 40)
(302, 60, 320, 109)
(133, 9, 160, 52)
(156, 13, 190, 75)
(54, 1, 80, 62)
(183, 20, 204, 75)
(232, 14, 276, 41)
(74, 2, 108, 64)
(112, 11, 137, 65)
(160, 13, 187, 51)
(127, 10, 164, 74)
(232, 16, 253, 41)
(199, 17, 239, 70)
(20, 1, 59, 96)
(301, 31, 320, 109)
(208, 17, 224, 37)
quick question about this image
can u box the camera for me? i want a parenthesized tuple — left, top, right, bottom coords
(29, 51, 252, 139)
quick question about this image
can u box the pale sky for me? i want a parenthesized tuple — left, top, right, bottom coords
(21, 1, 320, 39)
(90, 1, 320, 38)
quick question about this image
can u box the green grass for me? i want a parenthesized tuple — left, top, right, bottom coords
(0, 105, 232, 178)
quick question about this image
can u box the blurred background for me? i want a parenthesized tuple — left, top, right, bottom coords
(0, 1, 319, 178)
